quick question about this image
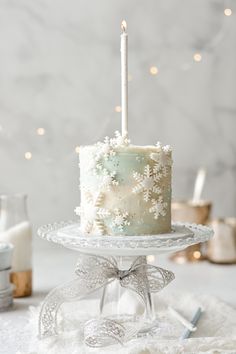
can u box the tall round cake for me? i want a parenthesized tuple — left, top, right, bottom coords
(75, 132, 172, 236)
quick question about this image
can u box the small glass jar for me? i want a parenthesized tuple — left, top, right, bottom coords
(0, 194, 32, 297)
(0, 243, 14, 311)
(207, 218, 236, 264)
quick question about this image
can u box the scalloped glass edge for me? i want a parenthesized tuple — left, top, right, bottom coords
(37, 221, 214, 251)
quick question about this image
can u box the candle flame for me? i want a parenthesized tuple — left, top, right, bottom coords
(121, 20, 127, 32)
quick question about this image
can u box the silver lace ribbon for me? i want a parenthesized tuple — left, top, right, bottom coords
(38, 255, 174, 347)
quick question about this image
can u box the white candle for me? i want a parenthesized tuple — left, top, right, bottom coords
(120, 20, 128, 137)
(192, 168, 206, 203)
(168, 306, 196, 332)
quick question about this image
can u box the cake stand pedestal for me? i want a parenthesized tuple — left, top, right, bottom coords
(38, 222, 213, 347)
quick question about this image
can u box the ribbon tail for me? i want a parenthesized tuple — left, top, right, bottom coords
(146, 265, 175, 292)
(39, 277, 108, 338)
(84, 318, 127, 347)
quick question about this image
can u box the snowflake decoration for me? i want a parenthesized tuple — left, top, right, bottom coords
(132, 165, 162, 202)
(90, 131, 130, 178)
(99, 169, 119, 191)
(95, 137, 116, 161)
(150, 145, 172, 176)
(110, 131, 130, 147)
(89, 135, 119, 180)
(149, 197, 168, 220)
(111, 209, 130, 232)
(156, 141, 163, 151)
(75, 191, 110, 235)
(162, 144, 172, 153)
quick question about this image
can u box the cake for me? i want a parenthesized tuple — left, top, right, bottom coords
(75, 131, 172, 236)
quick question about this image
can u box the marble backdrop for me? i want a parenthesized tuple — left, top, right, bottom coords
(0, 0, 235, 242)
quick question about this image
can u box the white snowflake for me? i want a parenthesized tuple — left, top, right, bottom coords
(91, 131, 130, 177)
(149, 197, 168, 219)
(99, 169, 119, 191)
(74, 191, 110, 235)
(132, 165, 162, 202)
(163, 144, 172, 152)
(95, 137, 116, 161)
(156, 141, 163, 151)
(110, 131, 130, 147)
(111, 209, 130, 232)
(88, 135, 119, 181)
(150, 148, 172, 176)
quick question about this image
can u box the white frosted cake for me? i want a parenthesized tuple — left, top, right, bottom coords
(75, 132, 172, 236)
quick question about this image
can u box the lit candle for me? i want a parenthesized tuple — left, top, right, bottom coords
(120, 20, 128, 137)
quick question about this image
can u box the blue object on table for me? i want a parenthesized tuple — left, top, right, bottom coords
(181, 307, 203, 340)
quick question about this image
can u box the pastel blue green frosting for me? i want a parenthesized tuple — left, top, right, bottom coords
(76, 133, 172, 236)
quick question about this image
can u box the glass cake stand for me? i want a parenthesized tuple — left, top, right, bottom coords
(38, 222, 213, 347)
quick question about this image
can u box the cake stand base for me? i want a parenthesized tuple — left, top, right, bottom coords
(99, 256, 155, 322)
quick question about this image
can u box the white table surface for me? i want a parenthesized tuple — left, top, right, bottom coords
(1, 243, 236, 353)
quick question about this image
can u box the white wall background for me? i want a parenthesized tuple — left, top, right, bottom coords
(0, 0, 235, 245)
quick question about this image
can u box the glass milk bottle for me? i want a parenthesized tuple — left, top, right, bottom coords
(0, 194, 32, 297)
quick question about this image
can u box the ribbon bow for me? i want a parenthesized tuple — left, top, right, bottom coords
(39, 255, 174, 346)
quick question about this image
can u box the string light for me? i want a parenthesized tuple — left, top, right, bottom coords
(193, 251, 201, 259)
(115, 105, 122, 113)
(149, 66, 159, 75)
(75, 146, 80, 154)
(36, 127, 45, 136)
(193, 53, 202, 62)
(24, 152, 32, 160)
(224, 8, 232, 16)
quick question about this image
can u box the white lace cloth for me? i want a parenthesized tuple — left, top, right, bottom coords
(1, 292, 236, 354)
